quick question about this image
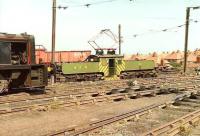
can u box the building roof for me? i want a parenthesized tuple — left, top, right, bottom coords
(187, 53, 197, 62)
(131, 53, 147, 60)
(194, 49, 200, 56)
(165, 51, 183, 60)
(124, 55, 132, 60)
(145, 52, 161, 65)
(159, 52, 170, 59)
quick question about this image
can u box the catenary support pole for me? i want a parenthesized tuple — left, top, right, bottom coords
(51, 0, 56, 84)
(118, 24, 121, 55)
(183, 7, 190, 73)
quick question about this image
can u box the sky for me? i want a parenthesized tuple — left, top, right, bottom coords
(0, 0, 200, 54)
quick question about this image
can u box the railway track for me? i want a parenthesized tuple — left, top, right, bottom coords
(85, 92, 200, 136)
(0, 86, 175, 116)
(0, 81, 161, 106)
(0, 74, 198, 105)
(0, 80, 130, 103)
(48, 103, 168, 136)
(0, 74, 198, 136)
(142, 93, 200, 136)
(45, 91, 197, 136)
(142, 109, 200, 136)
(0, 74, 199, 116)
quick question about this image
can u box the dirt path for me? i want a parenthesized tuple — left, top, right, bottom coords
(0, 94, 176, 136)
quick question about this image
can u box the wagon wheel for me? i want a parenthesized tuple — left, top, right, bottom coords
(152, 72, 158, 77)
(145, 72, 151, 78)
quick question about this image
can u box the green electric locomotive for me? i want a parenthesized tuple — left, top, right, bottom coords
(57, 49, 157, 82)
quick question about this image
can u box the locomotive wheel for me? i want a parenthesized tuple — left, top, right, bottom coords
(145, 73, 152, 78)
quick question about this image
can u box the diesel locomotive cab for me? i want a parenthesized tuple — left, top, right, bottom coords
(0, 40, 28, 65)
(0, 33, 47, 93)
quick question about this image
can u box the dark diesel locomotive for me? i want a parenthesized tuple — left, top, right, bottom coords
(0, 33, 47, 93)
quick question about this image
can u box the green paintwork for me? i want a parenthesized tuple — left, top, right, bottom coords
(124, 60, 155, 71)
(61, 55, 155, 76)
(62, 62, 100, 74)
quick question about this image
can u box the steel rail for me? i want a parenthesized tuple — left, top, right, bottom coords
(0, 79, 132, 101)
(0, 83, 161, 106)
(0, 89, 162, 115)
(0, 90, 102, 104)
(142, 109, 200, 136)
(44, 92, 196, 136)
(0, 84, 198, 116)
(0, 74, 198, 104)
(0, 76, 198, 115)
(46, 103, 167, 136)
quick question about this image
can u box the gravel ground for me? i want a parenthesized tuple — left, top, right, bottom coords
(87, 107, 187, 136)
(0, 94, 176, 136)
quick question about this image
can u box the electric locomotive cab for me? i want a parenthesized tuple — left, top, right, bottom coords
(90, 49, 124, 79)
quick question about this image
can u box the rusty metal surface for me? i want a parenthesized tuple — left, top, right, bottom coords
(0, 33, 31, 42)
(35, 49, 91, 64)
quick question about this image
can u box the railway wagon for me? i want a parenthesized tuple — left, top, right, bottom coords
(59, 50, 156, 82)
(0, 33, 48, 93)
(35, 45, 91, 64)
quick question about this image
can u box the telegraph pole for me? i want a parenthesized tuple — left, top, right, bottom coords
(183, 7, 190, 73)
(51, 0, 56, 84)
(183, 6, 200, 73)
(118, 24, 121, 55)
(52, 0, 56, 64)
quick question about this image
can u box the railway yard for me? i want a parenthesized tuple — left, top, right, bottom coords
(0, 73, 199, 136)
(1, 1, 200, 136)
(0, 30, 199, 136)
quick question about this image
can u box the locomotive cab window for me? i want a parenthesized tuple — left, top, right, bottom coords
(11, 42, 27, 65)
(0, 42, 11, 64)
(0, 41, 28, 65)
(86, 55, 100, 62)
(109, 59, 115, 67)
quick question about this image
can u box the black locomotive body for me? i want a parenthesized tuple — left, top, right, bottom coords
(0, 33, 47, 93)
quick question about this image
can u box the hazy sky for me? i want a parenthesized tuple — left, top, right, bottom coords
(0, 0, 200, 54)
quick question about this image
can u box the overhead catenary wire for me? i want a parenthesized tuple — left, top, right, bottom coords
(131, 19, 199, 38)
(52, 0, 200, 56)
(55, 0, 135, 9)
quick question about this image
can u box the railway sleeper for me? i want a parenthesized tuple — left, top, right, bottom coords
(191, 95, 200, 100)
(182, 98, 200, 104)
(162, 106, 193, 114)
(122, 110, 153, 123)
(174, 101, 200, 107)
(120, 70, 157, 79)
(171, 106, 195, 113)
(194, 93, 200, 96)
(128, 93, 143, 99)
(40, 92, 200, 136)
